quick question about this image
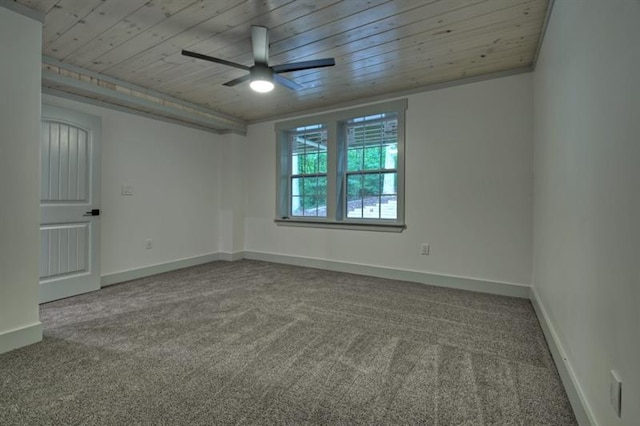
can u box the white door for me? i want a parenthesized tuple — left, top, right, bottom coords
(39, 105, 101, 303)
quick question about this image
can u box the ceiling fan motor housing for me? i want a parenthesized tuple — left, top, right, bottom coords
(251, 64, 274, 83)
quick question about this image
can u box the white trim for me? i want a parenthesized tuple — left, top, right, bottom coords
(218, 251, 246, 261)
(274, 219, 406, 232)
(102, 250, 529, 299)
(529, 287, 597, 426)
(244, 251, 530, 298)
(0, 322, 43, 355)
(0, 0, 44, 23)
(100, 253, 220, 287)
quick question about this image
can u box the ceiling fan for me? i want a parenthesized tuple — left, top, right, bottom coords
(181, 26, 336, 93)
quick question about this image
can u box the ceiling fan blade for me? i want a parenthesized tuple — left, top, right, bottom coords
(223, 74, 251, 87)
(274, 74, 303, 91)
(251, 26, 269, 65)
(182, 49, 250, 71)
(272, 58, 335, 74)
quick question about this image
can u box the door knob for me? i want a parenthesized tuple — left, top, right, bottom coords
(83, 209, 101, 216)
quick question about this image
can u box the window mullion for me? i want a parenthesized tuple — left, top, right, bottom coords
(396, 105, 406, 225)
(276, 129, 289, 219)
(326, 121, 338, 222)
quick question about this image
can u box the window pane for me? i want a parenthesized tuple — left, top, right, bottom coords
(302, 196, 317, 216)
(381, 172, 397, 195)
(383, 143, 398, 169)
(317, 176, 327, 198)
(346, 174, 362, 218)
(291, 196, 302, 216)
(289, 124, 327, 176)
(302, 153, 317, 174)
(290, 126, 326, 150)
(346, 114, 397, 134)
(362, 198, 380, 219)
(291, 177, 327, 217)
(347, 148, 363, 171)
(364, 146, 382, 170)
(302, 177, 317, 197)
(291, 177, 301, 196)
(318, 152, 327, 173)
(381, 195, 397, 219)
(310, 176, 327, 217)
(345, 172, 397, 220)
(346, 174, 362, 201)
(345, 113, 398, 173)
(363, 173, 381, 196)
(347, 206, 363, 218)
(291, 154, 301, 174)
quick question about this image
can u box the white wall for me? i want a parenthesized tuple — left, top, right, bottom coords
(532, 0, 640, 424)
(0, 6, 42, 352)
(218, 133, 246, 257)
(244, 73, 533, 287)
(42, 95, 223, 277)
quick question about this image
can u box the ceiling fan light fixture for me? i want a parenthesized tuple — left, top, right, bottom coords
(249, 79, 274, 93)
(249, 65, 274, 93)
(182, 26, 335, 92)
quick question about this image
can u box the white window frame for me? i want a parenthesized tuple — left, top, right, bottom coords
(275, 99, 407, 232)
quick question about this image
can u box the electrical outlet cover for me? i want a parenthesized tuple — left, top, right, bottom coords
(610, 370, 622, 418)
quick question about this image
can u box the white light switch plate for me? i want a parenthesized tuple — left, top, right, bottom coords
(121, 184, 133, 196)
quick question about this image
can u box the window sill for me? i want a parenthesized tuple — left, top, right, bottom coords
(274, 219, 406, 233)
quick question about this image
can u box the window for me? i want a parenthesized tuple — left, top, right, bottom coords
(343, 113, 399, 220)
(289, 124, 327, 217)
(276, 99, 407, 231)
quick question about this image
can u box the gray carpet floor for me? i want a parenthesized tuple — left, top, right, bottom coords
(0, 260, 576, 425)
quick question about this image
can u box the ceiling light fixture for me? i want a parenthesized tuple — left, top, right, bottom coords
(249, 65, 274, 93)
(249, 79, 274, 93)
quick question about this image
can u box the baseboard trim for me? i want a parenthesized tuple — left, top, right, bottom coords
(101, 250, 528, 299)
(244, 251, 530, 298)
(101, 253, 220, 287)
(0, 322, 43, 355)
(218, 251, 246, 261)
(529, 287, 596, 426)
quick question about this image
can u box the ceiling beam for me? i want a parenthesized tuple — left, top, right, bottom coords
(41, 56, 247, 135)
(0, 0, 44, 23)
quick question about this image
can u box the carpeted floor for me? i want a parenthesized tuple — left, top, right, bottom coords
(0, 260, 576, 425)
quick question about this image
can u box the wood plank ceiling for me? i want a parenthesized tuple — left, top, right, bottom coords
(19, 0, 549, 130)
